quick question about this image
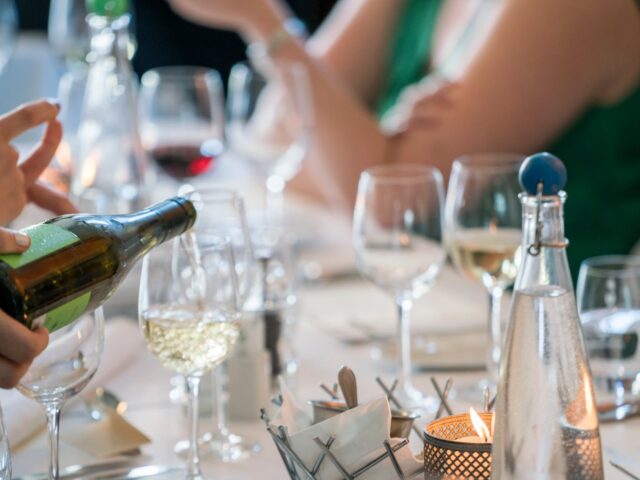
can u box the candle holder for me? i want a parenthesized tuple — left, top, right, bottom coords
(423, 412, 493, 480)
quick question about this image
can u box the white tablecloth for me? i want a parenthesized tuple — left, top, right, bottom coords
(9, 271, 640, 479)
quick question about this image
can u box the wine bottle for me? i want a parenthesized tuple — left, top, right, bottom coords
(0, 197, 196, 332)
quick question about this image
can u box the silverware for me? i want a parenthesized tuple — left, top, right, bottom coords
(17, 464, 182, 480)
(13, 458, 149, 480)
(610, 460, 640, 480)
(337, 366, 358, 409)
(84, 387, 126, 421)
(597, 401, 640, 422)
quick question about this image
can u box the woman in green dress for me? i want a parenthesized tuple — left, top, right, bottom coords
(169, 0, 640, 271)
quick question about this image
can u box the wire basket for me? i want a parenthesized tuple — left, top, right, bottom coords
(423, 413, 493, 480)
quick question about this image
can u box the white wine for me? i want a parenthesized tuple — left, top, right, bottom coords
(448, 228, 521, 289)
(142, 307, 239, 376)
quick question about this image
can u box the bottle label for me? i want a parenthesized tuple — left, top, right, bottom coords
(0, 224, 91, 332)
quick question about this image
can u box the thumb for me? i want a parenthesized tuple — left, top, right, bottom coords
(0, 227, 30, 254)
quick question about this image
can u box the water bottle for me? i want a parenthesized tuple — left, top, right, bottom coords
(72, 0, 148, 214)
(491, 153, 604, 479)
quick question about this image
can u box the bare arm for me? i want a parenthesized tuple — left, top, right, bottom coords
(171, 0, 640, 209)
(307, 0, 403, 104)
(296, 0, 640, 207)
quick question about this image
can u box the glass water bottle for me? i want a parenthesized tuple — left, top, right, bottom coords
(492, 153, 603, 480)
(72, 0, 148, 214)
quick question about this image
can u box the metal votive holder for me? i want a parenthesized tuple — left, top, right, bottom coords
(423, 412, 493, 480)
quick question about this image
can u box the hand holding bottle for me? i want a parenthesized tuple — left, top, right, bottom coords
(0, 99, 77, 226)
(0, 310, 48, 389)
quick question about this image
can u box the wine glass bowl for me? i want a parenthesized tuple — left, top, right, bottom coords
(0, 0, 17, 75)
(577, 255, 640, 406)
(353, 164, 446, 410)
(139, 67, 225, 181)
(227, 61, 312, 219)
(18, 308, 104, 480)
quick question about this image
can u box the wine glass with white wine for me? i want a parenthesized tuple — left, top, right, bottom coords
(175, 188, 260, 461)
(139, 235, 240, 480)
(353, 164, 446, 411)
(445, 153, 523, 391)
(18, 309, 105, 480)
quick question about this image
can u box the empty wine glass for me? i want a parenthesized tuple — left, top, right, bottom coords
(353, 164, 446, 410)
(175, 188, 259, 461)
(445, 153, 523, 390)
(139, 235, 240, 479)
(577, 255, 640, 406)
(227, 60, 313, 222)
(18, 309, 105, 480)
(48, 0, 89, 68)
(139, 67, 225, 182)
(0, 0, 17, 75)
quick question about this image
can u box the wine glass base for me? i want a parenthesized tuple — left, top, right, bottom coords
(174, 431, 261, 463)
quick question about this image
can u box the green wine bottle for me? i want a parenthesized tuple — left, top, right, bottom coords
(0, 197, 196, 332)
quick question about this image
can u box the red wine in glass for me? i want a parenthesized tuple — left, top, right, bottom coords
(150, 139, 223, 179)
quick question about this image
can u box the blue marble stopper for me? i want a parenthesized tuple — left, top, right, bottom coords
(519, 152, 567, 195)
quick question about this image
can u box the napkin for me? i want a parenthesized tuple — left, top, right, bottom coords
(270, 392, 422, 480)
(0, 317, 143, 449)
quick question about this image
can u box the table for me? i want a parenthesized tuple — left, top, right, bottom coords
(10, 266, 640, 479)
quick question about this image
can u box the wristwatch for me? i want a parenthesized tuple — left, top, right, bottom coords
(247, 17, 308, 60)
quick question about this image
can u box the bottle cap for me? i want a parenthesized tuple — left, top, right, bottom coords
(86, 0, 129, 17)
(519, 152, 567, 195)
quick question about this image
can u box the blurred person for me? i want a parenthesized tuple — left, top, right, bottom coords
(0, 99, 76, 388)
(169, 0, 640, 274)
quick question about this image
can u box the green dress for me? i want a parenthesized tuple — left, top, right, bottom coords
(378, 0, 640, 278)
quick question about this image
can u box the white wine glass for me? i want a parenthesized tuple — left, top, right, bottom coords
(139, 67, 225, 183)
(176, 187, 259, 461)
(139, 235, 240, 480)
(445, 153, 523, 390)
(353, 164, 446, 410)
(18, 309, 105, 480)
(227, 61, 313, 222)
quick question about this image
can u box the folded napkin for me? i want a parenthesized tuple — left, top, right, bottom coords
(0, 317, 143, 449)
(271, 385, 422, 480)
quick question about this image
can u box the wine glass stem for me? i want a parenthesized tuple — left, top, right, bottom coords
(487, 286, 504, 384)
(43, 400, 63, 480)
(214, 363, 229, 436)
(396, 295, 414, 392)
(266, 175, 285, 222)
(185, 375, 203, 479)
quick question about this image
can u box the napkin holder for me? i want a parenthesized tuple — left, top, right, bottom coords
(261, 410, 418, 480)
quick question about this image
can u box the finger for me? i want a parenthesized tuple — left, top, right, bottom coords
(0, 99, 61, 141)
(0, 355, 30, 389)
(20, 120, 63, 186)
(27, 181, 78, 215)
(0, 311, 49, 364)
(0, 227, 31, 253)
(0, 143, 20, 168)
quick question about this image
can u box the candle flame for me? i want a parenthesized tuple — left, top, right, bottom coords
(469, 407, 491, 442)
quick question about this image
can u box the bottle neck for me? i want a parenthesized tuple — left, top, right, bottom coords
(516, 192, 573, 292)
(87, 14, 132, 65)
(110, 198, 197, 254)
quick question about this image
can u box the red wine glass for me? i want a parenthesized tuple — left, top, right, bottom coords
(139, 66, 225, 182)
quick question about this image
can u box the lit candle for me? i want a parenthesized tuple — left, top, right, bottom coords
(455, 408, 493, 444)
